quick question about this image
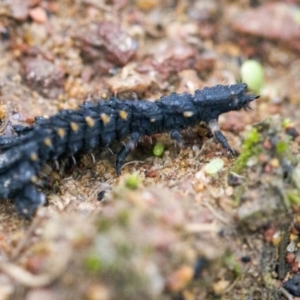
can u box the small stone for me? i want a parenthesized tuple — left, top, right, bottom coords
(231, 3, 300, 52)
(270, 230, 281, 246)
(165, 266, 194, 292)
(287, 241, 297, 253)
(258, 153, 269, 163)
(286, 253, 296, 264)
(263, 164, 272, 173)
(85, 284, 111, 300)
(10, 0, 29, 21)
(269, 158, 280, 168)
(135, 0, 160, 11)
(25, 289, 57, 300)
(29, 0, 41, 7)
(262, 139, 272, 150)
(212, 279, 230, 295)
(29, 7, 48, 23)
(295, 253, 300, 263)
(21, 57, 65, 98)
(291, 262, 299, 273)
(290, 233, 298, 241)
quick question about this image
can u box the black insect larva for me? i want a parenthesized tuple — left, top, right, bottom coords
(0, 83, 259, 217)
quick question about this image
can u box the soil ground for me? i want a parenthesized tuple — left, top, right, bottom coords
(0, 1, 300, 299)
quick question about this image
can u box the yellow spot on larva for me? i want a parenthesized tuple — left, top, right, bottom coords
(31, 175, 38, 183)
(119, 110, 128, 120)
(150, 118, 156, 123)
(100, 113, 110, 124)
(85, 116, 95, 127)
(30, 152, 38, 161)
(44, 138, 52, 147)
(183, 111, 193, 118)
(70, 122, 79, 132)
(57, 128, 66, 138)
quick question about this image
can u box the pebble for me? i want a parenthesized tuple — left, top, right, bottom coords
(231, 3, 300, 52)
(29, 7, 47, 23)
(287, 241, 297, 253)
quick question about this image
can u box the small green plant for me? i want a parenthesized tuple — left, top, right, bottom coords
(125, 172, 141, 190)
(241, 60, 264, 93)
(153, 142, 165, 157)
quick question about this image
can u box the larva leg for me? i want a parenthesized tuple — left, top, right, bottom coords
(116, 132, 140, 175)
(214, 131, 235, 155)
(170, 130, 184, 148)
(13, 124, 33, 135)
(170, 130, 182, 144)
(208, 119, 235, 155)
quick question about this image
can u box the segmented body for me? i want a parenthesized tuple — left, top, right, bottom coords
(0, 83, 258, 217)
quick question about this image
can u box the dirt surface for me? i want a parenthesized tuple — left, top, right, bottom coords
(0, 1, 300, 299)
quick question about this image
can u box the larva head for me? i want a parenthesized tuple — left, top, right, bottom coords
(229, 83, 259, 111)
(193, 83, 259, 115)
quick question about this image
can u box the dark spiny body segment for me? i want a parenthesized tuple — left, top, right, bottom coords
(0, 83, 259, 217)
